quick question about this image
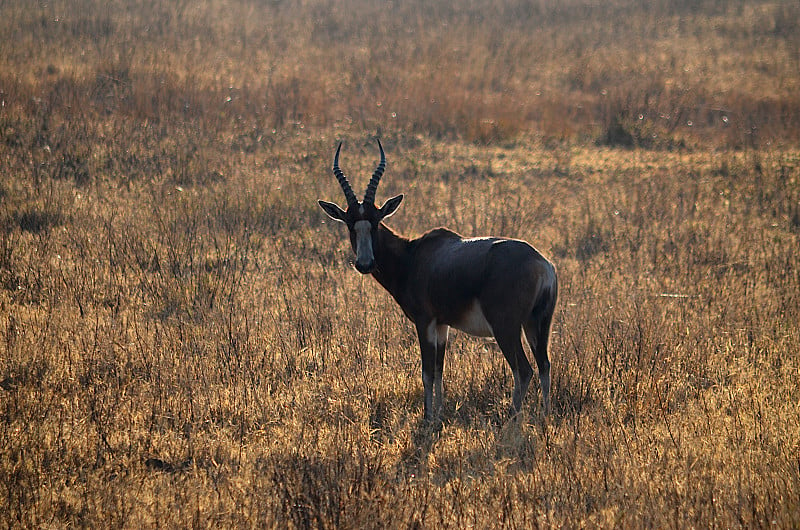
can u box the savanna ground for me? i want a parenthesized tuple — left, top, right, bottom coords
(1, 0, 799, 527)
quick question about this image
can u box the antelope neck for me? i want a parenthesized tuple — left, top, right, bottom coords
(371, 223, 411, 297)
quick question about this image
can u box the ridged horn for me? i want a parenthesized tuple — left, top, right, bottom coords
(363, 139, 386, 205)
(332, 142, 358, 207)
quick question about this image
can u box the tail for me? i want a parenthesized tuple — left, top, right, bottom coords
(531, 262, 558, 328)
(525, 262, 557, 414)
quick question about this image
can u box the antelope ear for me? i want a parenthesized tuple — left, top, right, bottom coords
(318, 200, 347, 222)
(379, 194, 403, 219)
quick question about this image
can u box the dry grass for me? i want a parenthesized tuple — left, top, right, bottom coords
(2, 0, 800, 527)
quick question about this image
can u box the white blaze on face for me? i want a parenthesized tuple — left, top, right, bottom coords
(354, 220, 374, 270)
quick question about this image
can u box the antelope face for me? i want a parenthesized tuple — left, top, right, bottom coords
(318, 140, 403, 274)
(319, 193, 403, 274)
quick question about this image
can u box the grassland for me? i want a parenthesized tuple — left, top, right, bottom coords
(1, 0, 799, 527)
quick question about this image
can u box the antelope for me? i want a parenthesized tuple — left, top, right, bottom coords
(318, 139, 558, 421)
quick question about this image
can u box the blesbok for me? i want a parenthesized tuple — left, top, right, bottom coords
(318, 139, 558, 421)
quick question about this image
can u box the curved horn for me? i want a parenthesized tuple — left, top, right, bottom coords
(332, 142, 358, 207)
(363, 139, 386, 205)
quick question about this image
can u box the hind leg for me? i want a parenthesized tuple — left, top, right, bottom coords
(524, 314, 552, 415)
(493, 328, 534, 416)
(433, 325, 448, 417)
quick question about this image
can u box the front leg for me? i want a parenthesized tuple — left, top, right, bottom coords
(415, 319, 449, 422)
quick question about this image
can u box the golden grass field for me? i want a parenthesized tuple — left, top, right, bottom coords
(1, 0, 799, 527)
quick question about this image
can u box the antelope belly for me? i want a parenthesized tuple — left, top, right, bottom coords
(452, 300, 493, 337)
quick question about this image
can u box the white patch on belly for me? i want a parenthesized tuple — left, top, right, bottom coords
(453, 300, 493, 337)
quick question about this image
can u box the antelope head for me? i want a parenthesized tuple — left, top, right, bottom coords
(318, 139, 403, 274)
